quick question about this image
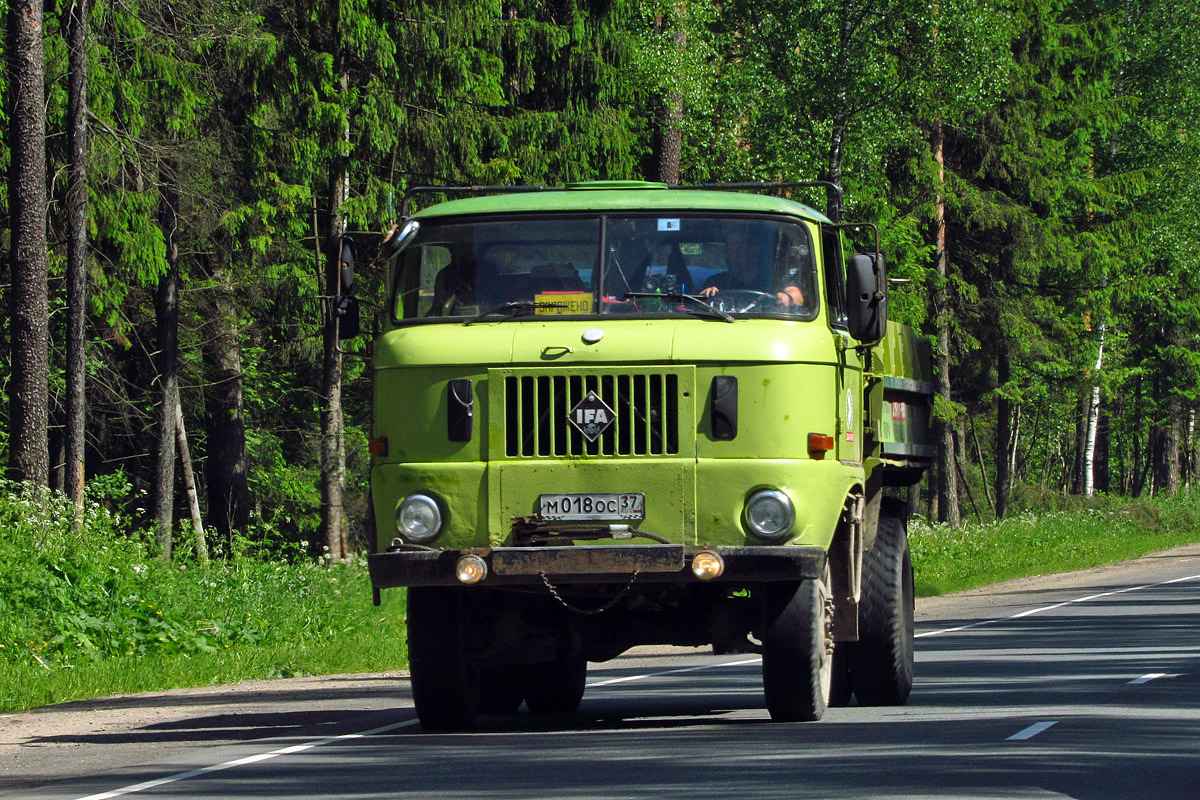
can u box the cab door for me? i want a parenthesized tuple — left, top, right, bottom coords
(821, 225, 864, 465)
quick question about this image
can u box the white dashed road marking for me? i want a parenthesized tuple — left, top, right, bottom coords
(1128, 673, 1167, 685)
(1007, 721, 1057, 741)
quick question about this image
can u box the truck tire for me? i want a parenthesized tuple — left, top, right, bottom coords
(480, 666, 525, 714)
(828, 642, 854, 707)
(407, 587, 482, 730)
(761, 567, 833, 722)
(848, 511, 914, 706)
(523, 652, 587, 714)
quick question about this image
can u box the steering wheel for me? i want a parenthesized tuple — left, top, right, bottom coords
(708, 289, 775, 314)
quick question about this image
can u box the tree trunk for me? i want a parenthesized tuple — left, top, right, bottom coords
(64, 0, 89, 510)
(153, 155, 181, 559)
(201, 256, 249, 550)
(995, 342, 1016, 518)
(1153, 397, 1182, 496)
(1082, 319, 1105, 497)
(320, 59, 351, 561)
(175, 397, 208, 563)
(967, 412, 995, 513)
(6, 0, 50, 488)
(1095, 409, 1111, 494)
(931, 119, 960, 526)
(820, 0, 859, 220)
(650, 15, 685, 185)
(1188, 408, 1197, 488)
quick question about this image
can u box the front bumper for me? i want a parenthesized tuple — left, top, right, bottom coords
(368, 544, 826, 588)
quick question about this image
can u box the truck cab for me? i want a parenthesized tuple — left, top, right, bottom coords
(363, 181, 933, 730)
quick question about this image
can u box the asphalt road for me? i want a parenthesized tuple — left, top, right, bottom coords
(5, 544, 1200, 800)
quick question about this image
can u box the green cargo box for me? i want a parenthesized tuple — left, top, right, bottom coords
(871, 323, 935, 482)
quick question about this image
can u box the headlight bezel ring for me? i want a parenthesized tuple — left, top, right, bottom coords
(395, 493, 445, 543)
(742, 488, 795, 541)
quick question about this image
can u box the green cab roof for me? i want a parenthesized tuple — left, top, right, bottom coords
(409, 181, 832, 223)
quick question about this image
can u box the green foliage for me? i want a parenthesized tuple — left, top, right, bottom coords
(0, 480, 406, 712)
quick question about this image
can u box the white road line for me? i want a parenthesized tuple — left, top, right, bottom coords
(916, 572, 1200, 639)
(587, 657, 760, 688)
(1007, 721, 1057, 741)
(1128, 673, 1167, 685)
(75, 656, 761, 799)
(73, 718, 421, 800)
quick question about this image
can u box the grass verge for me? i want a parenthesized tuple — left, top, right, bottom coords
(909, 489, 1200, 596)
(0, 482, 406, 714)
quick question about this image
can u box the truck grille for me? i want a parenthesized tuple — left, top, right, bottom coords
(504, 372, 680, 457)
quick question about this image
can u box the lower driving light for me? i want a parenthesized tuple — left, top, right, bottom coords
(743, 489, 795, 540)
(691, 551, 725, 580)
(396, 494, 443, 542)
(456, 554, 488, 585)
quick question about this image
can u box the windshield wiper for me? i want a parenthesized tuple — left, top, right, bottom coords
(463, 301, 568, 326)
(623, 292, 735, 323)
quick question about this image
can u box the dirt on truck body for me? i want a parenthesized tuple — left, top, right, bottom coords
(342, 180, 933, 730)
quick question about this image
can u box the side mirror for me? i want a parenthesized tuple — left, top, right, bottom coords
(334, 295, 360, 339)
(846, 253, 887, 343)
(381, 219, 420, 259)
(339, 236, 356, 293)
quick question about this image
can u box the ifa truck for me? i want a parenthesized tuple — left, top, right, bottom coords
(350, 181, 933, 731)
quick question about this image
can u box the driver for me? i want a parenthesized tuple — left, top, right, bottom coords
(699, 224, 804, 307)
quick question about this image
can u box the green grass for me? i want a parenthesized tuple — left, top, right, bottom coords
(4, 480, 1200, 714)
(0, 481, 407, 714)
(909, 490, 1200, 596)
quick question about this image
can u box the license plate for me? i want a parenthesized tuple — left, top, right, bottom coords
(538, 493, 645, 521)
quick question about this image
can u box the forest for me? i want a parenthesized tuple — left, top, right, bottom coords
(3, 0, 1200, 560)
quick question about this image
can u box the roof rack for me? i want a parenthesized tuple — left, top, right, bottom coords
(670, 181, 843, 222)
(401, 185, 558, 218)
(400, 180, 844, 222)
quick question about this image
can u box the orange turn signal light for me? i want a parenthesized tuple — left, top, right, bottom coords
(369, 438, 389, 457)
(808, 433, 835, 453)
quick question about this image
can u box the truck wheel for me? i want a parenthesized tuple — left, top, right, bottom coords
(407, 587, 481, 730)
(761, 567, 833, 722)
(523, 652, 587, 714)
(849, 512, 914, 706)
(480, 666, 525, 714)
(828, 642, 854, 707)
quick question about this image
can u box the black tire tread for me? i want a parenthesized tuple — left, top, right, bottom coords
(480, 666, 525, 714)
(849, 513, 914, 706)
(761, 574, 830, 722)
(522, 653, 587, 714)
(407, 588, 482, 730)
(828, 642, 854, 707)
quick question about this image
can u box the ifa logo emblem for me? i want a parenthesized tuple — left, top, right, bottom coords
(568, 390, 616, 441)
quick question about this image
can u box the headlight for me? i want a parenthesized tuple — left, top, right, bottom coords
(743, 490, 794, 540)
(396, 494, 443, 542)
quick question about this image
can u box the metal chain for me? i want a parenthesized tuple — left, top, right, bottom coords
(539, 571, 640, 616)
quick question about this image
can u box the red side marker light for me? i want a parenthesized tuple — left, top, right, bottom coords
(369, 438, 389, 457)
(808, 433, 835, 457)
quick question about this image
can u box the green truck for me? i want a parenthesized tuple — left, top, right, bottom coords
(352, 180, 933, 730)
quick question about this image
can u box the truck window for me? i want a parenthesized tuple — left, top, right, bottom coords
(821, 225, 849, 329)
(393, 214, 818, 321)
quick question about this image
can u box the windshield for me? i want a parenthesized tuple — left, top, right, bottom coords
(394, 214, 818, 321)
